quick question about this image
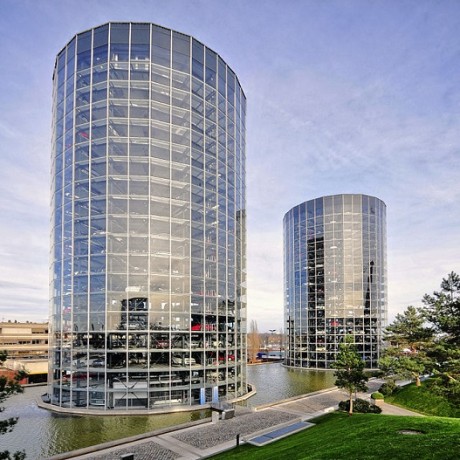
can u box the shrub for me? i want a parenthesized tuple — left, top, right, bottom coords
(369, 405, 382, 413)
(371, 392, 384, 400)
(338, 400, 347, 411)
(338, 398, 382, 414)
(379, 380, 397, 397)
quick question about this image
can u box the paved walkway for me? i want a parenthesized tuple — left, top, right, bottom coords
(378, 402, 422, 416)
(50, 379, 422, 460)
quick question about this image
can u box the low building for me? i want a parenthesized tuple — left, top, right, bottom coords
(0, 321, 49, 383)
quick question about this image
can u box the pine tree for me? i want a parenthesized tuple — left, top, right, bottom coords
(384, 305, 433, 352)
(381, 305, 433, 386)
(422, 272, 460, 405)
(422, 271, 460, 344)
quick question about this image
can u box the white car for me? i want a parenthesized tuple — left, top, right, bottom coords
(172, 356, 196, 366)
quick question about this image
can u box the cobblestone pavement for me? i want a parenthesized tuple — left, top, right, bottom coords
(89, 441, 180, 460)
(172, 408, 299, 449)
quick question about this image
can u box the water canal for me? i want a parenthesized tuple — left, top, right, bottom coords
(1, 364, 335, 458)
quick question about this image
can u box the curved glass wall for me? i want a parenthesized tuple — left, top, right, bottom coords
(284, 194, 386, 369)
(49, 22, 247, 410)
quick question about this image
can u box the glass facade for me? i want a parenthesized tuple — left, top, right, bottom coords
(49, 22, 247, 410)
(284, 194, 386, 369)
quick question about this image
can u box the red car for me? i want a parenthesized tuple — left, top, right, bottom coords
(191, 324, 216, 331)
(219, 354, 235, 362)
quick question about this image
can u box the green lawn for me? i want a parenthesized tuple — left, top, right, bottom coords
(210, 412, 460, 460)
(385, 381, 460, 417)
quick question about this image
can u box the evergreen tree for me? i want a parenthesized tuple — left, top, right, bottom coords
(332, 336, 368, 415)
(422, 272, 460, 405)
(380, 273, 460, 407)
(384, 305, 433, 352)
(379, 347, 428, 386)
(381, 305, 433, 386)
(422, 271, 460, 344)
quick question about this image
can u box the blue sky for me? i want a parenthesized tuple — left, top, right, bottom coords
(0, 0, 459, 331)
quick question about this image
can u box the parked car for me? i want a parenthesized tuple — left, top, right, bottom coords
(219, 354, 235, 362)
(92, 358, 105, 367)
(172, 355, 196, 366)
(191, 323, 216, 331)
(72, 358, 88, 368)
(153, 338, 170, 349)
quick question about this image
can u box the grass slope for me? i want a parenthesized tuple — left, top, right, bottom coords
(385, 381, 460, 417)
(211, 412, 460, 460)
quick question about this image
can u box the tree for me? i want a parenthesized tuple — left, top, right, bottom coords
(421, 272, 460, 405)
(380, 273, 460, 407)
(380, 305, 433, 386)
(247, 320, 260, 364)
(425, 342, 460, 406)
(379, 347, 428, 387)
(332, 336, 368, 415)
(0, 351, 27, 460)
(422, 271, 460, 345)
(384, 305, 433, 352)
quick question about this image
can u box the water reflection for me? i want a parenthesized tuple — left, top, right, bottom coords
(1, 364, 334, 458)
(246, 363, 335, 406)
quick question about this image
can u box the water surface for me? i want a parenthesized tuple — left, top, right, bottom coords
(246, 363, 335, 406)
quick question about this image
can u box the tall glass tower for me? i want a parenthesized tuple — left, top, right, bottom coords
(284, 194, 386, 369)
(49, 22, 247, 411)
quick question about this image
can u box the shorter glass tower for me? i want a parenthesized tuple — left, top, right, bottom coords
(284, 194, 387, 369)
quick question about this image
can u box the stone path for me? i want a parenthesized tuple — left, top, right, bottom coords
(88, 441, 180, 460)
(172, 408, 298, 449)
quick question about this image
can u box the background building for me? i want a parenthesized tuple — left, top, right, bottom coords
(49, 22, 247, 410)
(284, 194, 387, 369)
(0, 321, 49, 359)
(0, 321, 48, 383)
